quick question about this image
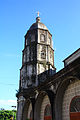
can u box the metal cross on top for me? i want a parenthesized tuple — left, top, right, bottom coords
(37, 11, 40, 17)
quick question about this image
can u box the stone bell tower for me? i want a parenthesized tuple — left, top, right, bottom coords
(19, 15, 56, 89)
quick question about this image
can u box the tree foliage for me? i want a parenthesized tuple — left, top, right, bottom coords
(0, 110, 16, 120)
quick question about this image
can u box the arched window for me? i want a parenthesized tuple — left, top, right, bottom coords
(70, 96, 80, 120)
(40, 34, 45, 42)
(44, 104, 52, 120)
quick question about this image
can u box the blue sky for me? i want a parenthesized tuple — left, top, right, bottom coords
(0, 0, 80, 110)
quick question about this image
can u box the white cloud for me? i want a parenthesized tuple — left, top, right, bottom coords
(0, 99, 17, 110)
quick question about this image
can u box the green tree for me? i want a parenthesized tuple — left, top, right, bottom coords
(0, 110, 16, 120)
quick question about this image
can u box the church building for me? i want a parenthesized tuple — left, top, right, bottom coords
(16, 15, 80, 120)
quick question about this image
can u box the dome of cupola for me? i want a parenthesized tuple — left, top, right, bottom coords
(29, 16, 48, 31)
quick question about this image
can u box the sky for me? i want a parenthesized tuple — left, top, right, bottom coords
(0, 0, 80, 110)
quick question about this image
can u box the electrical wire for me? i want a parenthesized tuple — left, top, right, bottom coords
(0, 82, 18, 86)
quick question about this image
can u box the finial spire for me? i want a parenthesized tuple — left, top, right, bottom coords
(36, 11, 40, 22)
(37, 11, 40, 17)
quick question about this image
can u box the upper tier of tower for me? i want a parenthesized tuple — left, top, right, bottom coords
(24, 16, 53, 49)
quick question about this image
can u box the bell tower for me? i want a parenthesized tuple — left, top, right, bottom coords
(20, 15, 56, 88)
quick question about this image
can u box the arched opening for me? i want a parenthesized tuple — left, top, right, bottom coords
(44, 104, 52, 120)
(70, 96, 80, 120)
(34, 91, 53, 120)
(22, 99, 33, 120)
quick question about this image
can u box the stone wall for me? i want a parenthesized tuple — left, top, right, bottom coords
(40, 95, 50, 120)
(62, 80, 80, 120)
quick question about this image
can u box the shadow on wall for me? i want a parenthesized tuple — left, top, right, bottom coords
(38, 69, 56, 84)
